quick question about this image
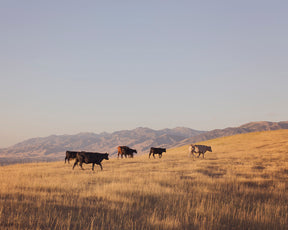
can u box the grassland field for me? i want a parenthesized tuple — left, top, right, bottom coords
(0, 130, 287, 229)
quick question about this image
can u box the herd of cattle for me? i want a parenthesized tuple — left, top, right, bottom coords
(65, 144, 212, 171)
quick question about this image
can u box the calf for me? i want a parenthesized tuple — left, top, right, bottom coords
(65, 150, 79, 163)
(72, 151, 109, 171)
(189, 144, 212, 158)
(149, 147, 166, 158)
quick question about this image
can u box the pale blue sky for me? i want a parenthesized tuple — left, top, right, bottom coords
(1, 1, 287, 147)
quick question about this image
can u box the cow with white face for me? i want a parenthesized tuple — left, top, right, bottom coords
(188, 144, 212, 158)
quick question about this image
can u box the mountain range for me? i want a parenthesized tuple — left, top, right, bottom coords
(0, 127, 203, 164)
(0, 121, 287, 165)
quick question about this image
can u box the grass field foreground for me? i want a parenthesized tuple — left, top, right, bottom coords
(0, 130, 287, 229)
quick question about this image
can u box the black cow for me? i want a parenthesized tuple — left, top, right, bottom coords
(149, 147, 166, 158)
(65, 150, 79, 163)
(72, 151, 109, 171)
(117, 146, 137, 158)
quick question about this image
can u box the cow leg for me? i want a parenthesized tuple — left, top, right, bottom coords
(72, 159, 78, 170)
(191, 152, 196, 160)
(189, 152, 194, 158)
(191, 150, 196, 158)
(98, 163, 103, 170)
(203, 150, 207, 158)
(79, 162, 84, 170)
(92, 163, 95, 171)
(66, 157, 71, 164)
(159, 153, 162, 158)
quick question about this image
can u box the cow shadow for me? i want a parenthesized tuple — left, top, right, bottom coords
(196, 166, 226, 178)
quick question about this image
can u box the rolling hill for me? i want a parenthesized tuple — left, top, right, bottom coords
(175, 120, 288, 147)
(0, 129, 287, 229)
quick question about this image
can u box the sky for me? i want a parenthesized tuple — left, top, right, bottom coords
(1, 1, 288, 148)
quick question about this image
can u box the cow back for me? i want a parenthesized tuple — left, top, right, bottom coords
(150, 147, 166, 154)
(77, 152, 109, 163)
(66, 151, 78, 158)
(118, 146, 136, 155)
(194, 145, 212, 153)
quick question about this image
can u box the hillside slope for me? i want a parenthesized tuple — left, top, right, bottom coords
(0, 130, 287, 229)
(176, 120, 288, 147)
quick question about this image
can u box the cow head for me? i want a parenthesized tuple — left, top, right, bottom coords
(162, 148, 166, 152)
(133, 149, 137, 154)
(208, 146, 212, 152)
(104, 153, 109, 160)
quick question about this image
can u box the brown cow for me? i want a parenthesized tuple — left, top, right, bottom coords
(117, 146, 137, 158)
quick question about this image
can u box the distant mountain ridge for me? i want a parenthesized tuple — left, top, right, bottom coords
(0, 127, 203, 164)
(175, 121, 288, 147)
(0, 121, 287, 165)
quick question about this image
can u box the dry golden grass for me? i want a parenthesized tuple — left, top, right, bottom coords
(0, 130, 287, 229)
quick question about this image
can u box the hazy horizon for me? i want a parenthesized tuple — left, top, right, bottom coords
(1, 1, 288, 148)
(1, 120, 287, 149)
